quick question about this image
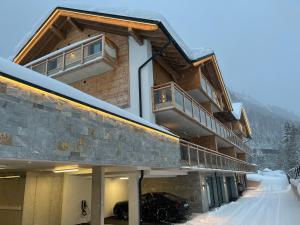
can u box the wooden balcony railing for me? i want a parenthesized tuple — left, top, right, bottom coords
(180, 140, 257, 172)
(25, 34, 117, 78)
(152, 82, 252, 155)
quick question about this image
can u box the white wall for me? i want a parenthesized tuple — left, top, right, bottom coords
(127, 36, 155, 123)
(61, 175, 92, 225)
(61, 175, 128, 225)
(105, 178, 128, 217)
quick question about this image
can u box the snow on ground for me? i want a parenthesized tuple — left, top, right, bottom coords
(182, 170, 300, 225)
(290, 178, 300, 197)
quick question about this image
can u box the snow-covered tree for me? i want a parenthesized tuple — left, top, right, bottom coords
(280, 122, 300, 171)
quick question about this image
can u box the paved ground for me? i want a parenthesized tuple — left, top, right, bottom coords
(182, 171, 300, 225)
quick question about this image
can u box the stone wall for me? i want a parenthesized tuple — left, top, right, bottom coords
(0, 77, 180, 168)
(142, 172, 207, 213)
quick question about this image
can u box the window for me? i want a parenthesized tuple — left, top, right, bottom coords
(47, 58, 58, 71)
(88, 42, 101, 56)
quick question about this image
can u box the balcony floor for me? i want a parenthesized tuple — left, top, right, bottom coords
(155, 108, 233, 150)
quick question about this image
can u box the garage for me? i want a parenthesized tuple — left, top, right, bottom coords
(0, 163, 144, 225)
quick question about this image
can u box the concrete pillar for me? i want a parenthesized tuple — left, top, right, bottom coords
(222, 176, 229, 203)
(91, 167, 105, 225)
(128, 173, 140, 225)
(211, 175, 220, 207)
(199, 174, 209, 213)
(22, 172, 63, 225)
(231, 175, 239, 200)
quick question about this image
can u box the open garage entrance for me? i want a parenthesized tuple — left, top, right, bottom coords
(0, 160, 143, 225)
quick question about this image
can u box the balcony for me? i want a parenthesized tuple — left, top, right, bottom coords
(179, 73, 224, 112)
(25, 35, 118, 84)
(180, 140, 256, 172)
(152, 82, 251, 155)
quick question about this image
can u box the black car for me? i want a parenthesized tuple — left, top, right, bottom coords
(113, 192, 191, 223)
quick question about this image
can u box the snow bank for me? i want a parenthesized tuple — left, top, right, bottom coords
(183, 169, 298, 225)
(0, 57, 174, 136)
(246, 173, 262, 182)
(290, 179, 300, 198)
(247, 169, 289, 192)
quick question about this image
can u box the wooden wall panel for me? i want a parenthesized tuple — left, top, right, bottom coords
(52, 28, 130, 108)
(153, 61, 173, 85)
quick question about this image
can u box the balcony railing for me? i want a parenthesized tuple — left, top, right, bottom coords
(25, 35, 117, 80)
(180, 140, 256, 172)
(200, 75, 223, 109)
(152, 82, 251, 155)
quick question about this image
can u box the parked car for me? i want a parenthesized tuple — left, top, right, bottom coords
(113, 192, 191, 223)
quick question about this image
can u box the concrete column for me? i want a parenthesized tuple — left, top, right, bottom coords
(91, 167, 105, 225)
(222, 176, 229, 203)
(128, 173, 140, 225)
(231, 175, 239, 200)
(199, 174, 210, 213)
(22, 172, 63, 225)
(128, 37, 155, 123)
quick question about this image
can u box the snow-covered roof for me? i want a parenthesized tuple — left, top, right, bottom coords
(13, 3, 214, 62)
(0, 57, 175, 137)
(232, 102, 243, 120)
(232, 102, 252, 137)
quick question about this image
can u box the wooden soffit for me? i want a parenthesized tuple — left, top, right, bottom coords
(14, 8, 159, 64)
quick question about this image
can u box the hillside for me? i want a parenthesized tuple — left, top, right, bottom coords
(230, 91, 300, 170)
(231, 91, 300, 149)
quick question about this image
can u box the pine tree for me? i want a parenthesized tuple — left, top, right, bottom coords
(280, 122, 300, 171)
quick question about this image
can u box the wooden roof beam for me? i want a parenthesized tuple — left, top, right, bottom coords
(155, 56, 180, 81)
(128, 28, 144, 45)
(79, 22, 129, 36)
(50, 25, 66, 40)
(67, 17, 84, 32)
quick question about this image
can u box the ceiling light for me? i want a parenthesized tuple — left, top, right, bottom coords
(53, 168, 79, 173)
(0, 175, 20, 179)
(120, 177, 129, 180)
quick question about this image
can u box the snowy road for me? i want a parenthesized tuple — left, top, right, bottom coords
(184, 171, 300, 225)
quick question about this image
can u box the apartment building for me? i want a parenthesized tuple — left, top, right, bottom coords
(0, 4, 256, 225)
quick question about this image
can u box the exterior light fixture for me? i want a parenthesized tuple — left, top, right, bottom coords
(53, 168, 79, 173)
(0, 175, 20, 179)
(120, 177, 129, 180)
(0, 165, 7, 169)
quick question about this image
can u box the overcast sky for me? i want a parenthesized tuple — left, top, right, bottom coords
(1, 0, 299, 114)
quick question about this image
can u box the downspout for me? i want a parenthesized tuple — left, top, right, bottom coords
(138, 170, 144, 225)
(138, 40, 171, 117)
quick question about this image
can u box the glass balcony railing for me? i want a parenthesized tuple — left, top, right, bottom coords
(200, 75, 223, 109)
(180, 140, 257, 172)
(152, 82, 251, 155)
(25, 34, 117, 78)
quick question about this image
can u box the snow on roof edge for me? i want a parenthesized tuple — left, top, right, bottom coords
(0, 57, 175, 137)
(13, 3, 214, 62)
(232, 102, 243, 120)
